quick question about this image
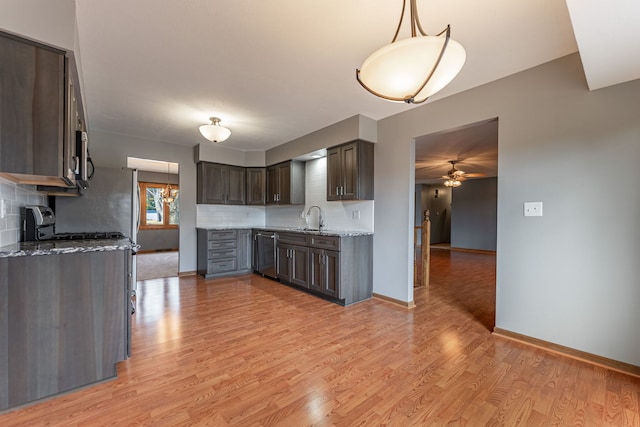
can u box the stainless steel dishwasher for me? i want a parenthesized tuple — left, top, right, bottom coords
(253, 231, 277, 279)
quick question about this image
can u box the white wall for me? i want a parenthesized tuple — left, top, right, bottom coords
(451, 177, 497, 251)
(375, 53, 640, 366)
(0, 0, 76, 50)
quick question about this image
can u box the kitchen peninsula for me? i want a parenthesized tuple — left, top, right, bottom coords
(0, 238, 135, 411)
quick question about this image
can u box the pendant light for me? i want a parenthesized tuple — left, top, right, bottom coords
(160, 163, 177, 204)
(199, 117, 231, 143)
(356, 0, 466, 104)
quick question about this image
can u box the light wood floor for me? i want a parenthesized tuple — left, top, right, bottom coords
(1, 250, 639, 426)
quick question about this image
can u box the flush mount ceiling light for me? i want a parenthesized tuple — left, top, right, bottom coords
(199, 117, 231, 143)
(356, 0, 466, 104)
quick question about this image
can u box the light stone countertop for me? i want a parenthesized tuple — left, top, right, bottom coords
(198, 226, 373, 237)
(0, 238, 138, 258)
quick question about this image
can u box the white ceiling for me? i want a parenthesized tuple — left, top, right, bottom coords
(74, 0, 639, 153)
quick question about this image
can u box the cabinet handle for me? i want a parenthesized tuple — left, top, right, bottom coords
(341, 186, 344, 196)
(336, 186, 340, 196)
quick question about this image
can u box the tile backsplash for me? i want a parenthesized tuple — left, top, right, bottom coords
(196, 158, 374, 232)
(197, 204, 266, 228)
(0, 176, 47, 247)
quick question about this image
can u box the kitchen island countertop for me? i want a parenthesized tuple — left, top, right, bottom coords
(0, 238, 137, 258)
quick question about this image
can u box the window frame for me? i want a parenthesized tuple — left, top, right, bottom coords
(139, 181, 179, 230)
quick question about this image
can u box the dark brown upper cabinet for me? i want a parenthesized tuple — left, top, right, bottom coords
(326, 140, 374, 201)
(246, 167, 266, 205)
(0, 32, 79, 187)
(197, 162, 246, 205)
(266, 160, 305, 205)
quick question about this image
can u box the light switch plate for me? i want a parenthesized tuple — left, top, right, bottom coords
(524, 202, 543, 217)
(0, 199, 6, 219)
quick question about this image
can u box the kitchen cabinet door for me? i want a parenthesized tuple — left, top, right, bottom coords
(0, 33, 71, 186)
(246, 167, 266, 205)
(276, 243, 309, 287)
(197, 162, 225, 204)
(277, 162, 291, 204)
(226, 165, 246, 205)
(326, 147, 342, 201)
(326, 140, 374, 201)
(197, 162, 246, 205)
(266, 161, 305, 205)
(309, 248, 339, 298)
(276, 244, 291, 282)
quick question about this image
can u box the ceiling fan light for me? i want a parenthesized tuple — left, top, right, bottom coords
(199, 117, 231, 143)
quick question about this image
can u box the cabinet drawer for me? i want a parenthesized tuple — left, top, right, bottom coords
(310, 236, 340, 251)
(278, 232, 310, 246)
(208, 239, 236, 250)
(208, 258, 238, 273)
(208, 230, 237, 240)
(209, 248, 237, 259)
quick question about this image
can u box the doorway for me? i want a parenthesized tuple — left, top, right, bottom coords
(413, 118, 498, 329)
(127, 157, 180, 282)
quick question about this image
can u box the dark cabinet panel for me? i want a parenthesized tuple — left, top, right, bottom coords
(266, 160, 305, 205)
(227, 166, 246, 204)
(276, 243, 309, 288)
(197, 162, 225, 204)
(246, 167, 266, 205)
(0, 32, 75, 187)
(197, 162, 246, 205)
(326, 140, 374, 201)
(197, 228, 252, 278)
(309, 248, 340, 298)
(326, 147, 342, 201)
(0, 250, 129, 411)
(237, 229, 252, 271)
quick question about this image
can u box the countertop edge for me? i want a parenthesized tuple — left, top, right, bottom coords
(0, 238, 136, 258)
(198, 226, 373, 237)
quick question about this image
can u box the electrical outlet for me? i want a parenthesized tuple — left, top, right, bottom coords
(0, 199, 6, 219)
(351, 209, 360, 220)
(524, 202, 543, 217)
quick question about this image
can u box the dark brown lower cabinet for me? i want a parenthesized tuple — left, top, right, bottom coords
(276, 243, 309, 288)
(271, 230, 372, 305)
(309, 248, 340, 298)
(0, 250, 130, 411)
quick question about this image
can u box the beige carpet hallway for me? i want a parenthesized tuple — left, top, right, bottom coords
(136, 251, 179, 281)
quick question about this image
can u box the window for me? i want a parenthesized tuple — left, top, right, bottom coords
(139, 181, 179, 229)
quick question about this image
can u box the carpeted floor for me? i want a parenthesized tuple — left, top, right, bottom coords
(136, 251, 179, 281)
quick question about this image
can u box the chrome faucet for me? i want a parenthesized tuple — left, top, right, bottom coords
(306, 205, 324, 230)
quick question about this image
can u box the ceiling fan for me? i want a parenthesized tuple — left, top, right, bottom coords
(441, 160, 484, 187)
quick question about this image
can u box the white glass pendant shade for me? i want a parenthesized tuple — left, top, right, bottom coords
(357, 34, 466, 103)
(199, 117, 231, 142)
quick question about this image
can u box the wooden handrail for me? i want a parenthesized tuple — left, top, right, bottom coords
(421, 214, 431, 287)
